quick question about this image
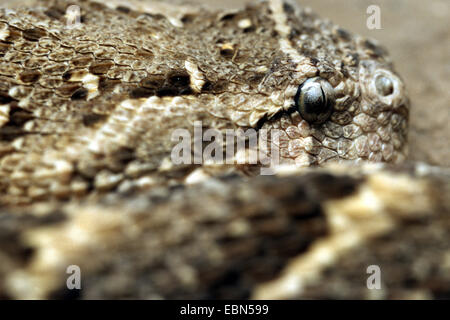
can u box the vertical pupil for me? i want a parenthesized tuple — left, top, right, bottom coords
(302, 85, 325, 114)
(295, 77, 335, 125)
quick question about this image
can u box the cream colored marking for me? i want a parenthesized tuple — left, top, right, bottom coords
(8, 87, 21, 98)
(34, 159, 73, 182)
(87, 96, 190, 155)
(0, 28, 10, 41)
(159, 157, 174, 171)
(67, 69, 89, 82)
(18, 97, 31, 108)
(6, 205, 131, 299)
(268, 0, 291, 36)
(220, 43, 235, 52)
(268, 0, 317, 73)
(265, 0, 317, 169)
(254, 167, 434, 299)
(98, 0, 201, 28)
(185, 60, 206, 93)
(0, 104, 10, 127)
(86, 98, 140, 154)
(238, 18, 252, 29)
(11, 137, 24, 150)
(81, 73, 100, 100)
(185, 168, 210, 185)
(255, 65, 269, 73)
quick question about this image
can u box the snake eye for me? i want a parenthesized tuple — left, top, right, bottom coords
(295, 77, 335, 124)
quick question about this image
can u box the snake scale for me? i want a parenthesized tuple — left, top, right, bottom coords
(0, 0, 449, 299)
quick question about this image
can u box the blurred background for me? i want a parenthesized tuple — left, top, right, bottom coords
(1, 0, 448, 166)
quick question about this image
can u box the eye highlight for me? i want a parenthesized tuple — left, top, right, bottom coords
(295, 77, 335, 124)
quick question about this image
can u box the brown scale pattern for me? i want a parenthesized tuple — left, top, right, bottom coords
(0, 0, 408, 205)
(0, 0, 447, 301)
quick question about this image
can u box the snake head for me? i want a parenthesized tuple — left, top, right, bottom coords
(252, 0, 410, 167)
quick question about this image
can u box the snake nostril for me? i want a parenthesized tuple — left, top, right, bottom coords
(375, 75, 394, 96)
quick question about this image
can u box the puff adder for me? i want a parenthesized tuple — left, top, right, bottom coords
(0, 0, 448, 300)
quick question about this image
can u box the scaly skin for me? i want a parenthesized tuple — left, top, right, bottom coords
(2, 1, 446, 300)
(0, 0, 409, 205)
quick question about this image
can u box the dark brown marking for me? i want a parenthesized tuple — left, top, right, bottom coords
(282, 2, 295, 14)
(201, 80, 227, 93)
(0, 92, 15, 104)
(82, 113, 107, 126)
(98, 78, 120, 92)
(181, 14, 196, 24)
(116, 6, 131, 14)
(71, 56, 95, 68)
(7, 104, 33, 126)
(143, 13, 167, 21)
(219, 46, 235, 59)
(58, 83, 83, 97)
(110, 146, 136, 167)
(70, 88, 89, 100)
(364, 40, 387, 58)
(242, 26, 256, 33)
(335, 28, 352, 41)
(0, 103, 33, 141)
(19, 70, 41, 84)
(247, 73, 266, 85)
(22, 28, 47, 41)
(345, 53, 359, 67)
(89, 61, 114, 74)
(167, 71, 190, 88)
(44, 6, 65, 20)
(135, 49, 154, 59)
(129, 87, 155, 99)
(43, 63, 68, 75)
(3, 27, 21, 42)
(140, 75, 166, 90)
(131, 70, 193, 98)
(0, 42, 11, 55)
(62, 70, 73, 81)
(220, 13, 236, 21)
(309, 57, 319, 67)
(156, 87, 178, 97)
(88, 2, 107, 11)
(166, 71, 192, 96)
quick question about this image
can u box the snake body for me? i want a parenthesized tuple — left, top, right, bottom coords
(0, 0, 448, 300)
